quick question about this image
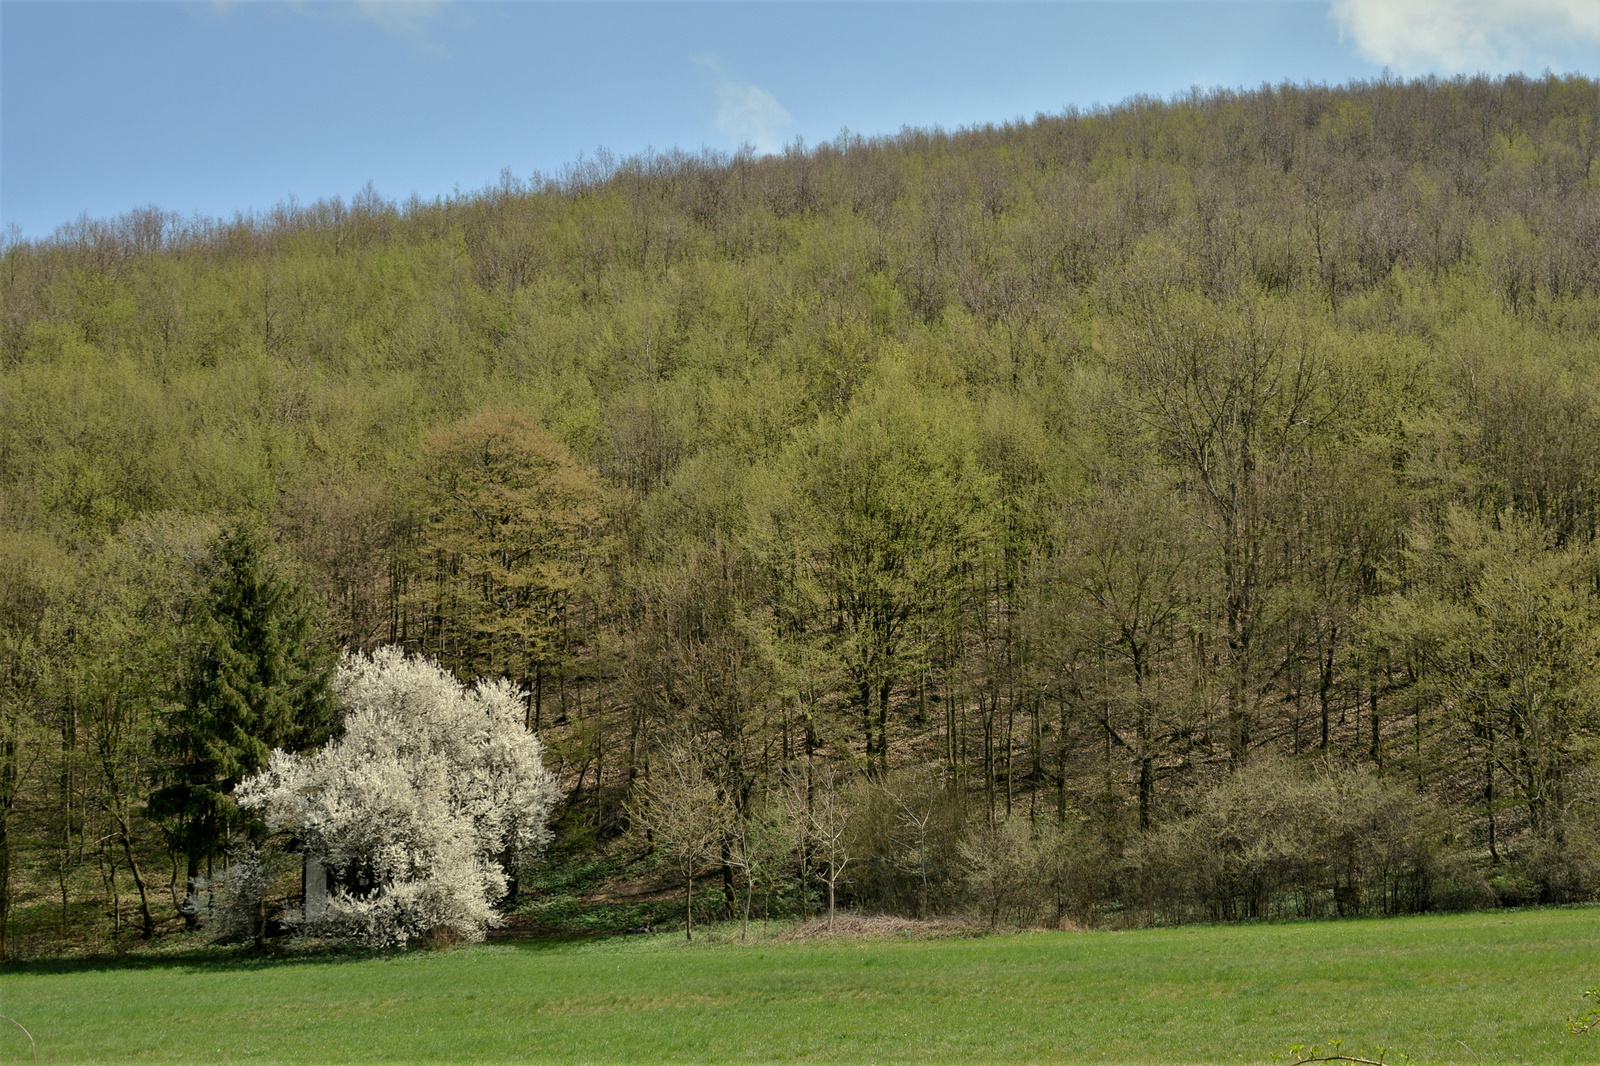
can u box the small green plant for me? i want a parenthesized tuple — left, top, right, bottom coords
(1568, 985, 1600, 1035)
(1280, 1038, 1414, 1065)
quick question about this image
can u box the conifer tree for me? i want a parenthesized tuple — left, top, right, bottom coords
(149, 521, 335, 926)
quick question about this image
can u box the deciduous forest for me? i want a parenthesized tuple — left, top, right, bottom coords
(5, 73, 1600, 956)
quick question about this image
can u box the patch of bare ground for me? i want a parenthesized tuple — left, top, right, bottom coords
(486, 915, 582, 940)
(779, 913, 988, 940)
(581, 877, 679, 905)
(779, 914, 1091, 940)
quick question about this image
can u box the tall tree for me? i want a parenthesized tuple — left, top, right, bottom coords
(70, 515, 216, 940)
(0, 535, 69, 960)
(149, 520, 335, 925)
(1115, 295, 1332, 765)
(407, 407, 609, 728)
(1376, 509, 1600, 899)
(623, 543, 778, 910)
(1056, 479, 1200, 833)
(758, 375, 993, 776)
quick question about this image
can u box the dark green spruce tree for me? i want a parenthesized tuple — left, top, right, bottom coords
(149, 521, 336, 926)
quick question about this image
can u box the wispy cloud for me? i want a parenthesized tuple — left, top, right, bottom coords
(236, 1, 454, 51)
(694, 53, 792, 155)
(347, 0, 450, 43)
(1332, 0, 1600, 74)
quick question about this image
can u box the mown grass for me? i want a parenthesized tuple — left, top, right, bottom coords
(2, 906, 1596, 1064)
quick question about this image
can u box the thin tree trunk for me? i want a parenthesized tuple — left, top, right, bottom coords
(1319, 638, 1334, 751)
(1138, 756, 1153, 833)
(742, 877, 752, 942)
(0, 809, 9, 964)
(1003, 688, 1015, 819)
(1369, 679, 1381, 768)
(109, 858, 121, 931)
(184, 850, 203, 929)
(877, 679, 892, 779)
(1057, 690, 1069, 822)
(860, 680, 874, 770)
(0, 730, 19, 963)
(114, 812, 155, 939)
(1486, 747, 1499, 866)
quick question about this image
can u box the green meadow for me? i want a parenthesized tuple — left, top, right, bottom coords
(3, 907, 1596, 1064)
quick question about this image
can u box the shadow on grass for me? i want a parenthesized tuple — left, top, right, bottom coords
(1, 850, 671, 979)
(0, 933, 587, 978)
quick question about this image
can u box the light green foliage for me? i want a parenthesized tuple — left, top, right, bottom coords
(756, 370, 995, 771)
(406, 407, 609, 722)
(66, 514, 218, 941)
(1135, 758, 1478, 922)
(1570, 984, 1600, 1035)
(0, 534, 74, 960)
(1373, 509, 1600, 896)
(5, 75, 1600, 952)
(627, 742, 733, 940)
(958, 811, 1042, 930)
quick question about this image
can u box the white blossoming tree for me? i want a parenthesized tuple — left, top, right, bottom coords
(236, 647, 559, 947)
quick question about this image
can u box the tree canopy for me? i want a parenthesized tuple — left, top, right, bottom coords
(7, 73, 1600, 952)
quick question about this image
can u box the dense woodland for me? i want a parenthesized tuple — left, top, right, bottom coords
(5, 73, 1600, 956)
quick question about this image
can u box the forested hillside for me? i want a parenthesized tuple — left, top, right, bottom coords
(5, 73, 1600, 955)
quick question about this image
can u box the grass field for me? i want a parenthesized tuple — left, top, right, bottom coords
(2, 907, 1597, 1064)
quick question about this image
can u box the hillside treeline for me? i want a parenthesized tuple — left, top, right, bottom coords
(4, 73, 1600, 954)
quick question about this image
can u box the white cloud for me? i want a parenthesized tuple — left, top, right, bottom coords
(348, 0, 449, 42)
(694, 54, 792, 155)
(263, 1, 450, 50)
(715, 80, 793, 154)
(1332, 0, 1600, 74)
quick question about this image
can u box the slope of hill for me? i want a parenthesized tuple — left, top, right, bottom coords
(4, 73, 1600, 956)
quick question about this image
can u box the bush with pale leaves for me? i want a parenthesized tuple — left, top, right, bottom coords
(237, 648, 558, 946)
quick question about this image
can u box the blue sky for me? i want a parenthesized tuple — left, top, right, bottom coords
(4, 1, 1598, 238)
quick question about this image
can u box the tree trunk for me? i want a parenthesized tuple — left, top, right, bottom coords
(184, 850, 203, 929)
(1368, 677, 1381, 768)
(1486, 750, 1499, 866)
(1319, 638, 1334, 751)
(859, 680, 874, 769)
(1057, 690, 1069, 822)
(982, 692, 995, 822)
(0, 732, 15, 963)
(720, 843, 736, 919)
(877, 679, 892, 779)
(1138, 756, 1153, 833)
(742, 878, 753, 942)
(1003, 689, 1015, 819)
(114, 813, 155, 939)
(498, 843, 520, 907)
(0, 809, 9, 963)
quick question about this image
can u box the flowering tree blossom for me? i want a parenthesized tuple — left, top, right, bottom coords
(237, 647, 559, 946)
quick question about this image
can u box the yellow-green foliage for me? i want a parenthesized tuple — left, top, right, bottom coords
(2, 75, 1594, 553)
(7, 74, 1600, 956)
